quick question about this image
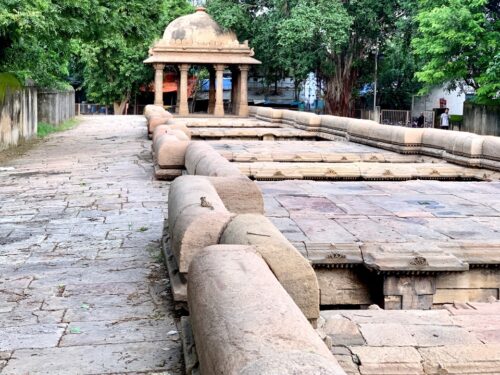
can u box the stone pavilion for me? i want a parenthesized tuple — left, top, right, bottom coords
(144, 7, 261, 117)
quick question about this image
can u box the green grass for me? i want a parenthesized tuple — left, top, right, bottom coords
(37, 118, 79, 138)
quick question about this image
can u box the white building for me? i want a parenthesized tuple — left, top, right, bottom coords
(412, 84, 474, 117)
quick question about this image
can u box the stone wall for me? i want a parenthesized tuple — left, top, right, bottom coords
(37, 88, 75, 125)
(0, 86, 37, 151)
(463, 102, 499, 136)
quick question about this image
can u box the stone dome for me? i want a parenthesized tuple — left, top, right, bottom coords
(161, 7, 238, 47)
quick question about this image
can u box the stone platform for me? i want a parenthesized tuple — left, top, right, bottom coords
(322, 301, 500, 374)
(210, 140, 435, 163)
(259, 179, 500, 308)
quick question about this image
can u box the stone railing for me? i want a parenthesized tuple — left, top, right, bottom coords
(37, 88, 75, 125)
(0, 86, 37, 150)
(142, 105, 346, 374)
(248, 106, 500, 171)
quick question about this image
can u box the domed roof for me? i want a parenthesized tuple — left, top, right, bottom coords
(144, 7, 261, 65)
(161, 7, 238, 47)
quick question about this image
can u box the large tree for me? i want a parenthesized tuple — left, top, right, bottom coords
(208, 0, 404, 116)
(77, 0, 194, 114)
(413, 0, 499, 103)
(0, 0, 96, 87)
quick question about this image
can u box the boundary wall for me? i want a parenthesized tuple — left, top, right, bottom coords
(38, 88, 75, 125)
(0, 86, 37, 150)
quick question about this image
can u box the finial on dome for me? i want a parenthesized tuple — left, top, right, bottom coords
(196, 6, 206, 13)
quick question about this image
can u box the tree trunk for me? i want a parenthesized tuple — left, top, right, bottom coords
(113, 95, 129, 115)
(323, 51, 357, 117)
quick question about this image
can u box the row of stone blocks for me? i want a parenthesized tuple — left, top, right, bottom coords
(249, 106, 500, 171)
(143, 105, 346, 374)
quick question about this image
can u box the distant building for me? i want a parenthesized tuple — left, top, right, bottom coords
(412, 84, 475, 116)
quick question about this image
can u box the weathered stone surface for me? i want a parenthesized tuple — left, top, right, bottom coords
(321, 314, 365, 346)
(168, 175, 232, 273)
(185, 141, 241, 177)
(0, 116, 181, 374)
(154, 132, 190, 169)
(188, 246, 346, 375)
(144, 104, 165, 118)
(419, 344, 500, 374)
(2, 341, 182, 374)
(208, 175, 265, 214)
(148, 112, 173, 133)
(220, 214, 320, 322)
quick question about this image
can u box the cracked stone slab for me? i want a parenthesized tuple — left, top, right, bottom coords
(2, 341, 182, 375)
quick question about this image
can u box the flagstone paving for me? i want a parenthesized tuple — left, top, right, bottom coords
(321, 301, 500, 374)
(259, 179, 500, 249)
(0, 116, 182, 374)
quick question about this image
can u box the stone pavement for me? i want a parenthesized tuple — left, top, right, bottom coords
(259, 179, 500, 247)
(0, 116, 182, 374)
(321, 301, 500, 374)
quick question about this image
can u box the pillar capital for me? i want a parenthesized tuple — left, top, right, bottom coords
(153, 63, 165, 71)
(213, 64, 226, 72)
(239, 64, 249, 72)
(179, 63, 190, 72)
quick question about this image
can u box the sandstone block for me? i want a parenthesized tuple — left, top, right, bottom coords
(419, 344, 500, 374)
(168, 175, 232, 273)
(208, 176, 264, 214)
(248, 105, 259, 116)
(148, 112, 173, 133)
(187, 245, 346, 375)
(295, 111, 321, 130)
(220, 213, 320, 323)
(281, 109, 297, 126)
(152, 125, 169, 143)
(154, 133, 190, 169)
(421, 128, 456, 157)
(320, 115, 351, 135)
(144, 104, 165, 118)
(256, 107, 283, 123)
(481, 136, 500, 170)
(185, 141, 241, 177)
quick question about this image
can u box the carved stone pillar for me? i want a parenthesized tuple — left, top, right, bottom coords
(214, 64, 225, 116)
(230, 67, 240, 115)
(179, 63, 190, 116)
(153, 63, 165, 106)
(238, 64, 249, 117)
(208, 67, 216, 114)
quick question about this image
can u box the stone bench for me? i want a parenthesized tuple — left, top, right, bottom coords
(220, 213, 320, 324)
(165, 175, 318, 323)
(188, 245, 346, 375)
(480, 136, 500, 171)
(152, 125, 191, 180)
(144, 105, 173, 136)
(167, 175, 233, 274)
(185, 141, 242, 177)
(255, 107, 283, 123)
(319, 115, 352, 138)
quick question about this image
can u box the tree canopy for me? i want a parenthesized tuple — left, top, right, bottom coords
(1, 0, 497, 113)
(0, 0, 194, 112)
(413, 0, 499, 103)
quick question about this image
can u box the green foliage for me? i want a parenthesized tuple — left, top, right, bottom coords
(0, 72, 21, 103)
(374, 0, 422, 109)
(77, 0, 194, 108)
(413, 0, 499, 103)
(0, 0, 194, 106)
(37, 118, 79, 138)
(278, 0, 351, 79)
(161, 0, 195, 26)
(0, 0, 98, 88)
(207, 0, 252, 39)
